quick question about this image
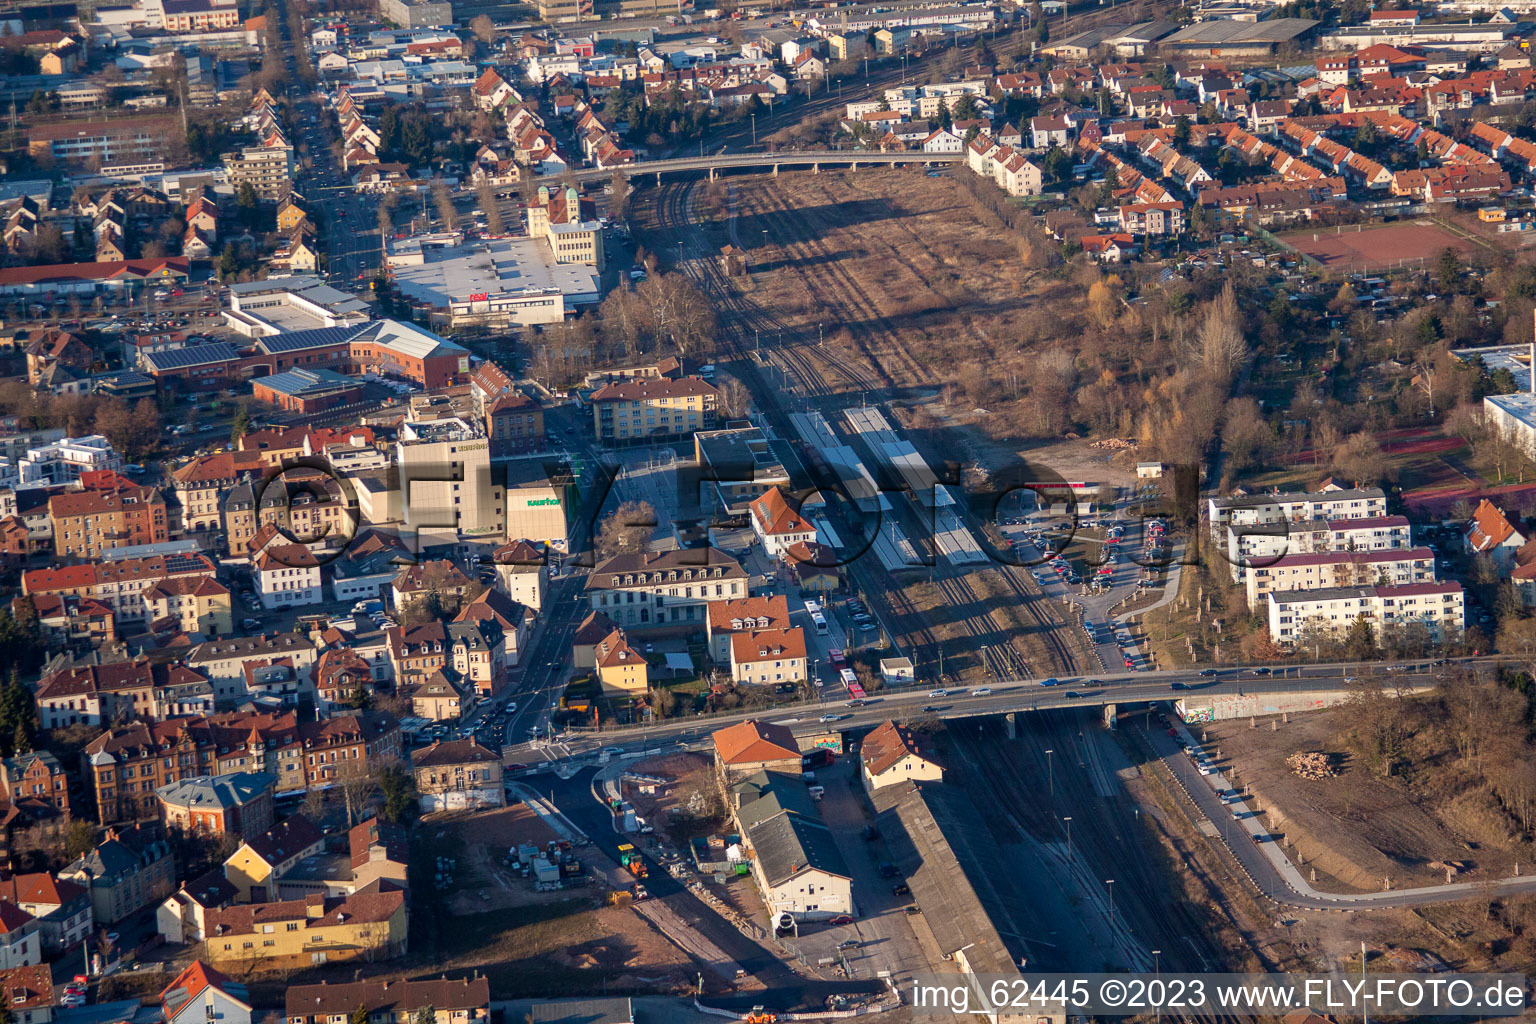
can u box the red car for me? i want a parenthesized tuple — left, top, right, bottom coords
(828, 915, 853, 925)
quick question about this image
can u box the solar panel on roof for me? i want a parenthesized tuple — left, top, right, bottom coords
(256, 326, 365, 353)
(144, 342, 240, 371)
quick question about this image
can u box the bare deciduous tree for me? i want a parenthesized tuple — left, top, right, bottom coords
(1183, 282, 1248, 384)
(596, 500, 657, 559)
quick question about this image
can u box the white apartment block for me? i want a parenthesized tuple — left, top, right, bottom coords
(1207, 487, 1388, 539)
(1224, 513, 1414, 580)
(18, 435, 123, 486)
(1244, 546, 1436, 607)
(1266, 582, 1465, 646)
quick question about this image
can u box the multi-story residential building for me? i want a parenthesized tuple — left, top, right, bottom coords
(34, 657, 212, 730)
(585, 548, 749, 628)
(859, 720, 943, 792)
(28, 116, 181, 163)
(255, 544, 324, 608)
(1206, 486, 1388, 540)
(140, 576, 234, 637)
(48, 482, 168, 559)
(0, 752, 71, 822)
(0, 963, 54, 1024)
(594, 629, 647, 695)
(1266, 582, 1466, 647)
(468, 362, 544, 455)
(1244, 547, 1436, 607)
(155, 773, 276, 842)
(159, 962, 253, 1024)
(314, 648, 377, 711)
(285, 976, 490, 1024)
(202, 885, 407, 967)
(1223, 514, 1413, 579)
(590, 377, 719, 445)
(1464, 498, 1527, 573)
(0, 906, 40, 968)
(171, 452, 266, 536)
(59, 824, 177, 925)
(222, 146, 296, 201)
(729, 628, 808, 686)
(84, 711, 402, 821)
(706, 596, 790, 664)
(490, 539, 546, 611)
(385, 620, 506, 697)
(186, 633, 318, 706)
(14, 435, 121, 487)
(22, 553, 221, 635)
(0, 875, 91, 954)
(749, 488, 819, 560)
(412, 740, 504, 812)
(390, 559, 475, 615)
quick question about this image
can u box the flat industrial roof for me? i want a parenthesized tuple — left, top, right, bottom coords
(389, 236, 601, 307)
(1160, 17, 1317, 44)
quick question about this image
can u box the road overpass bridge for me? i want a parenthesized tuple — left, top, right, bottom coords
(566, 149, 966, 185)
(511, 658, 1485, 761)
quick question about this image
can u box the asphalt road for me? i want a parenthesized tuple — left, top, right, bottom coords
(1153, 718, 1536, 910)
(503, 657, 1483, 761)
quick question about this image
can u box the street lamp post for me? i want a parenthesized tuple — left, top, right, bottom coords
(1045, 748, 1054, 798)
(1105, 878, 1115, 919)
(1062, 815, 1073, 860)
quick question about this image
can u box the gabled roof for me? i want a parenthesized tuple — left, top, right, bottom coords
(239, 814, 323, 867)
(730, 628, 807, 665)
(1467, 498, 1523, 551)
(860, 720, 938, 776)
(712, 719, 800, 765)
(161, 961, 250, 1021)
(750, 487, 813, 537)
(413, 738, 500, 767)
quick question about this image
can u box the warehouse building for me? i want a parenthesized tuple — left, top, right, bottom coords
(388, 234, 601, 329)
(1157, 17, 1318, 54)
(250, 368, 364, 414)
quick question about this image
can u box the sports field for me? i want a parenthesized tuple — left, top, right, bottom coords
(1279, 221, 1480, 270)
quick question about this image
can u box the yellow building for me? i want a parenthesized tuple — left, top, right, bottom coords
(202, 885, 407, 968)
(594, 628, 648, 695)
(525, 186, 604, 266)
(223, 816, 325, 902)
(276, 202, 309, 233)
(140, 577, 234, 637)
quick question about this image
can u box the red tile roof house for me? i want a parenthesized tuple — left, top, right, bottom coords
(1464, 498, 1526, 572)
(159, 961, 252, 1024)
(711, 719, 802, 785)
(706, 595, 790, 663)
(749, 487, 818, 559)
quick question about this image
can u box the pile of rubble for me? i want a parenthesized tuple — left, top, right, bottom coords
(1090, 437, 1139, 451)
(1286, 751, 1337, 780)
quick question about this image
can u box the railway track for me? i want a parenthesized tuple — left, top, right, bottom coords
(991, 562, 1091, 676)
(953, 716, 1255, 1024)
(932, 571, 1031, 680)
(739, 177, 928, 386)
(644, 175, 1085, 683)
